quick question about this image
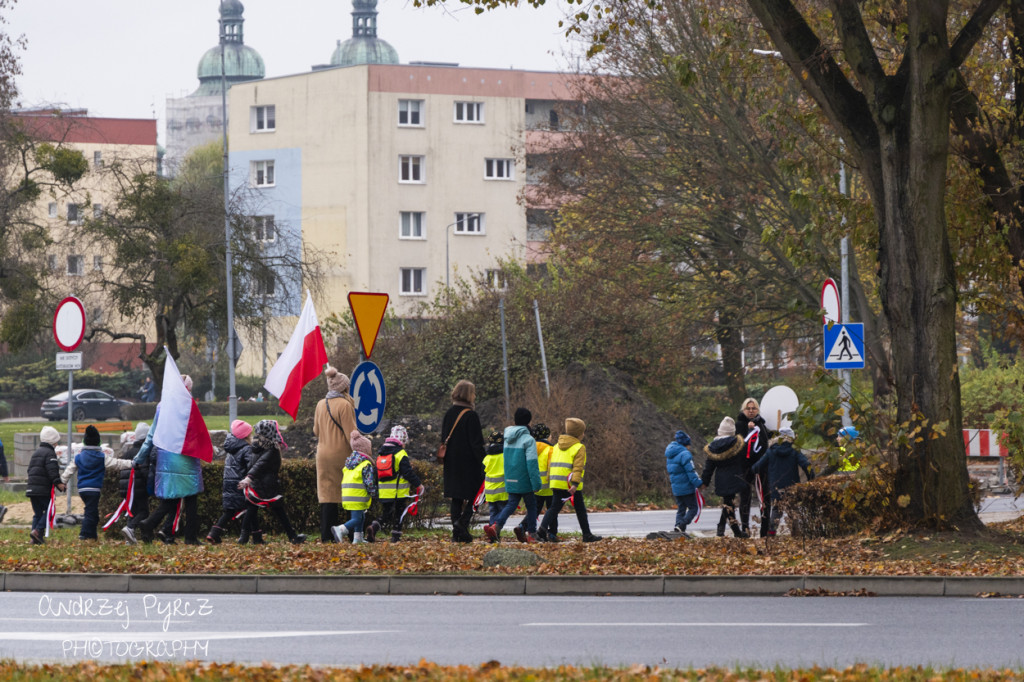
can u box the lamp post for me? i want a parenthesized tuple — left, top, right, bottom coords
(445, 213, 479, 290)
(221, 32, 238, 422)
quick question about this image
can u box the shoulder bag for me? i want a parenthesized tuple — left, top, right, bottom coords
(437, 408, 470, 462)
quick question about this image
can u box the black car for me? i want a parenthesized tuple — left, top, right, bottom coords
(41, 389, 132, 421)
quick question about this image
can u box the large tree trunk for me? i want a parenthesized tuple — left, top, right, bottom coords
(745, 0, 983, 529)
(716, 309, 747, 409)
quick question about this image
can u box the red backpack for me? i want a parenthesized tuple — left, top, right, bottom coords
(376, 452, 396, 479)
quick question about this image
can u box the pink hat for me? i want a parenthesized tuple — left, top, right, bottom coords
(231, 419, 253, 439)
(350, 429, 372, 455)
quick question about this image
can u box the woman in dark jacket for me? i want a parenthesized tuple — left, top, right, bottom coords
(441, 379, 486, 543)
(735, 397, 769, 537)
(701, 417, 747, 538)
(25, 426, 66, 544)
(207, 420, 255, 544)
(238, 420, 305, 545)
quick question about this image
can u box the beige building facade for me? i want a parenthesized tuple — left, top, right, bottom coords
(227, 62, 575, 370)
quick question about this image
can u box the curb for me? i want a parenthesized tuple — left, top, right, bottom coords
(3, 573, 1023, 596)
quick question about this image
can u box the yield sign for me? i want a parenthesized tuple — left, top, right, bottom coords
(348, 292, 388, 359)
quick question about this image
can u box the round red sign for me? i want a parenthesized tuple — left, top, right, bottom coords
(53, 297, 86, 352)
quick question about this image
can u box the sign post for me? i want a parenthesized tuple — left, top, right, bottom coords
(347, 292, 389, 434)
(53, 297, 86, 515)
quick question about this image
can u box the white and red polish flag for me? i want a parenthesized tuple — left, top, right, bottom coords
(154, 350, 214, 462)
(264, 291, 329, 419)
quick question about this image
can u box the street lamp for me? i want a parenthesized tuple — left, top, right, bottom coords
(445, 213, 479, 290)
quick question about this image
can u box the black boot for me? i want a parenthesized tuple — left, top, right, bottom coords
(206, 526, 224, 544)
(716, 520, 726, 537)
(237, 529, 250, 545)
(252, 530, 265, 545)
(320, 503, 339, 543)
(731, 522, 748, 538)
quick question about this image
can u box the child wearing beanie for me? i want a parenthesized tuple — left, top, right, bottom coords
(369, 424, 424, 543)
(536, 418, 602, 543)
(238, 420, 306, 545)
(701, 416, 748, 538)
(664, 429, 703, 536)
(61, 425, 132, 540)
(25, 426, 66, 544)
(206, 420, 256, 544)
(331, 430, 378, 544)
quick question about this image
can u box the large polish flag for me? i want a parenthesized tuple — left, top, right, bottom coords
(153, 350, 214, 462)
(264, 291, 329, 419)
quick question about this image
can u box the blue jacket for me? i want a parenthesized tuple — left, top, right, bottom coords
(665, 440, 703, 496)
(751, 440, 814, 501)
(134, 406, 204, 499)
(74, 448, 106, 493)
(501, 425, 541, 494)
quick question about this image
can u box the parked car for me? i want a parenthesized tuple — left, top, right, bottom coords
(40, 389, 132, 421)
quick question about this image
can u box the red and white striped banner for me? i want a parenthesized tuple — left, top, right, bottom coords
(963, 429, 1008, 457)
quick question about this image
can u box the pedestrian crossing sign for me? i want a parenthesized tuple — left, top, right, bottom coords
(823, 323, 865, 369)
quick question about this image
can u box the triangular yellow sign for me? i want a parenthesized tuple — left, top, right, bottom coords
(348, 292, 389, 359)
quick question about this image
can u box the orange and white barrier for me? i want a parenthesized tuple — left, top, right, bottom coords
(963, 429, 1008, 458)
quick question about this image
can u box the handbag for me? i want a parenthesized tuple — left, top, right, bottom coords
(437, 408, 470, 461)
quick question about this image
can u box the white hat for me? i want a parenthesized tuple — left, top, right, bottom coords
(39, 426, 60, 444)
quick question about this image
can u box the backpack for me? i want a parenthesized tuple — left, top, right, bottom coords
(376, 452, 396, 479)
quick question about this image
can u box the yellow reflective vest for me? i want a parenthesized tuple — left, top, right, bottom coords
(377, 450, 411, 500)
(483, 452, 508, 503)
(549, 442, 584, 492)
(342, 459, 373, 510)
(535, 441, 553, 497)
(838, 445, 860, 472)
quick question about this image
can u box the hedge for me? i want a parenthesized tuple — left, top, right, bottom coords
(98, 458, 445, 540)
(121, 400, 288, 421)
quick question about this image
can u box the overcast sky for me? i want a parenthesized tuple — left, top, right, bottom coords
(9, 0, 581, 145)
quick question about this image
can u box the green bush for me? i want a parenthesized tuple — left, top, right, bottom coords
(121, 400, 288, 422)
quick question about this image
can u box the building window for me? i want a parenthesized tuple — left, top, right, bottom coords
(251, 105, 276, 132)
(47, 255, 57, 271)
(456, 100, 483, 122)
(93, 151, 103, 168)
(253, 215, 276, 242)
(400, 211, 425, 239)
(398, 99, 423, 126)
(93, 203, 102, 218)
(454, 101, 484, 123)
(454, 212, 483, 234)
(485, 158, 514, 180)
(67, 204, 80, 223)
(400, 267, 425, 295)
(486, 269, 508, 290)
(255, 273, 276, 297)
(48, 202, 57, 218)
(93, 255, 103, 271)
(399, 155, 424, 183)
(252, 160, 275, 187)
(66, 255, 84, 276)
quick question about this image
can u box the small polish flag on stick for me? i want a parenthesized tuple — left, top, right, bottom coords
(264, 291, 329, 419)
(154, 350, 214, 463)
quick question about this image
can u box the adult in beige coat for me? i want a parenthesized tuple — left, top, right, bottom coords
(313, 366, 358, 542)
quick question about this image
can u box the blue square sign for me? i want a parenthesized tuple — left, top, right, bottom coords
(823, 323, 865, 369)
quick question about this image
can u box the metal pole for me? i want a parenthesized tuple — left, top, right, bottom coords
(445, 221, 450, 291)
(65, 369, 73, 514)
(532, 299, 550, 398)
(839, 161, 852, 428)
(499, 298, 511, 422)
(221, 38, 238, 423)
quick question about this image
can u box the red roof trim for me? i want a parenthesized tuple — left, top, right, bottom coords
(13, 114, 157, 146)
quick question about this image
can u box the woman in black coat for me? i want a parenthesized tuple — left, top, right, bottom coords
(735, 397, 769, 536)
(701, 417, 747, 538)
(440, 379, 486, 543)
(238, 420, 305, 545)
(25, 426, 66, 544)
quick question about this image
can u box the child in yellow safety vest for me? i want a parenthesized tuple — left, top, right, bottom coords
(517, 422, 555, 540)
(536, 418, 602, 543)
(331, 430, 378, 544)
(366, 425, 424, 543)
(482, 430, 508, 529)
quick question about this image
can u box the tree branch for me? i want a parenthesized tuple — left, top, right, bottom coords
(949, 0, 1005, 69)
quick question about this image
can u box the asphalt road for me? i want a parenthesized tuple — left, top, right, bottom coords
(500, 495, 1023, 539)
(1, 592, 1022, 668)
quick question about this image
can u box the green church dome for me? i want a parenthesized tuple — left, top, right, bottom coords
(331, 37, 399, 67)
(191, 1, 264, 96)
(330, 0, 399, 67)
